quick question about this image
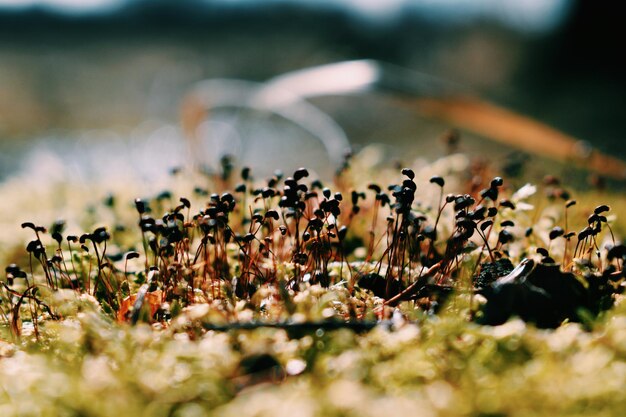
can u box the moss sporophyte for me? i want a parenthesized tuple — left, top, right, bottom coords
(2, 151, 626, 417)
(2, 157, 624, 337)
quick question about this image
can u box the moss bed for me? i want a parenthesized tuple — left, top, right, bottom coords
(1, 149, 626, 416)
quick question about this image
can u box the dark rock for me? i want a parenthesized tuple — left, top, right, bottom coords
(357, 273, 403, 299)
(474, 258, 514, 289)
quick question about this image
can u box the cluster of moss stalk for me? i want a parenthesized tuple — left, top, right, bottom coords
(2, 156, 625, 340)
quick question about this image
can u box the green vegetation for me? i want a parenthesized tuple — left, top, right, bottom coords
(1, 149, 625, 416)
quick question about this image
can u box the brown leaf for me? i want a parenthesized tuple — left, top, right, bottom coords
(117, 290, 163, 323)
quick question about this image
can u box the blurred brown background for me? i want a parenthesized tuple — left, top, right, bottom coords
(0, 1, 624, 180)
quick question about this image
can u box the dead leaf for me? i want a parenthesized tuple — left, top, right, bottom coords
(117, 290, 163, 323)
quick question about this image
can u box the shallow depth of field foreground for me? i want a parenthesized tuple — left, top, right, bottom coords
(1, 147, 626, 416)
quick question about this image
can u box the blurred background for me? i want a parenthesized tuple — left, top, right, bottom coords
(0, 0, 624, 182)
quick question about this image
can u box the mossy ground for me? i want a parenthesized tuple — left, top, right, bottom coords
(1, 149, 625, 416)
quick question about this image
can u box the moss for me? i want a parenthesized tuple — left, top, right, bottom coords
(1, 151, 625, 416)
